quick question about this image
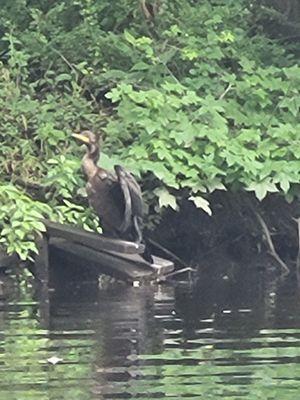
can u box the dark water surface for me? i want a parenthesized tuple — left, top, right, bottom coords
(1, 265, 300, 400)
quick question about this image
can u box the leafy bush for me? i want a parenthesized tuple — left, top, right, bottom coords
(0, 185, 51, 260)
(0, 0, 299, 259)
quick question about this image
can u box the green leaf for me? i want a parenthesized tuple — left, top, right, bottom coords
(33, 221, 46, 232)
(97, 152, 120, 170)
(124, 30, 136, 45)
(279, 178, 290, 193)
(207, 178, 226, 193)
(155, 189, 177, 210)
(246, 180, 278, 201)
(131, 62, 150, 71)
(189, 196, 212, 216)
(283, 65, 300, 81)
(55, 73, 72, 83)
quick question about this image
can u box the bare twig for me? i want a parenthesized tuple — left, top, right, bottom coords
(256, 212, 289, 274)
(158, 267, 196, 282)
(51, 48, 75, 72)
(141, 0, 152, 19)
(147, 238, 188, 267)
(275, 34, 300, 42)
(6, 176, 45, 192)
(218, 83, 233, 100)
(140, 0, 160, 20)
(157, 55, 181, 84)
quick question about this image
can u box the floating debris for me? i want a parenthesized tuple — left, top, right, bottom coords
(47, 356, 63, 365)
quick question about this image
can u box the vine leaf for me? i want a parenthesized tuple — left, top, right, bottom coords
(155, 189, 177, 210)
(189, 196, 212, 216)
(247, 180, 278, 201)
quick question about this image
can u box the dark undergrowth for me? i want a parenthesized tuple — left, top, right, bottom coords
(152, 192, 300, 272)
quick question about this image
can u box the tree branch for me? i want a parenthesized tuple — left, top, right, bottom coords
(147, 238, 188, 268)
(218, 83, 233, 100)
(293, 218, 300, 270)
(141, 0, 152, 19)
(256, 212, 289, 274)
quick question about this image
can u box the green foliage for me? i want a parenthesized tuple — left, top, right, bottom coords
(44, 155, 83, 199)
(0, 0, 299, 259)
(0, 185, 51, 260)
(0, 33, 104, 259)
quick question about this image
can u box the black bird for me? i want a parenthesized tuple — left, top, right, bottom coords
(72, 131, 144, 243)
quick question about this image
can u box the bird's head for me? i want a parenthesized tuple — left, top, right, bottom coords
(72, 130, 99, 146)
(72, 130, 101, 160)
(73, 130, 102, 151)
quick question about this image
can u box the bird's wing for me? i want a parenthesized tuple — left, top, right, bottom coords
(115, 165, 143, 217)
(114, 165, 132, 233)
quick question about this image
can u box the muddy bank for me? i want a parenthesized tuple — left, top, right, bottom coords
(150, 191, 300, 271)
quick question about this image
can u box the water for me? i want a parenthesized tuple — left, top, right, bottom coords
(1, 266, 300, 400)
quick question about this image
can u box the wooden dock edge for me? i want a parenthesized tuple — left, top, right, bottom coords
(43, 220, 145, 254)
(35, 220, 174, 284)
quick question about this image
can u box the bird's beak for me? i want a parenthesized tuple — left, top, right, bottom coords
(72, 133, 90, 144)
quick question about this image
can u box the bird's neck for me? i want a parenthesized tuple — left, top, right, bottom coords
(82, 146, 100, 179)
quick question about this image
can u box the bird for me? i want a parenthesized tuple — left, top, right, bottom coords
(72, 130, 144, 244)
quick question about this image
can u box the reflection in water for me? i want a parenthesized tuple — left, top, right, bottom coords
(1, 267, 300, 399)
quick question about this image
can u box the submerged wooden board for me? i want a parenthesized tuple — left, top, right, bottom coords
(34, 236, 49, 284)
(105, 251, 174, 276)
(50, 239, 155, 281)
(43, 220, 145, 254)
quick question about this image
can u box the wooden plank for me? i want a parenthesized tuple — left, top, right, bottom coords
(150, 256, 175, 276)
(44, 220, 145, 254)
(50, 239, 154, 282)
(104, 251, 174, 275)
(35, 235, 49, 284)
(35, 278, 50, 329)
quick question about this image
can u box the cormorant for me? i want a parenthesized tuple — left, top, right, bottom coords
(72, 131, 144, 243)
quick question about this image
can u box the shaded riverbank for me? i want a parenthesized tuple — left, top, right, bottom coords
(151, 192, 300, 272)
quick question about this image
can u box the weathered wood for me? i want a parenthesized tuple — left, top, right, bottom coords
(105, 251, 174, 275)
(43, 220, 145, 254)
(147, 238, 187, 267)
(35, 279, 50, 329)
(150, 256, 175, 276)
(34, 220, 174, 284)
(35, 235, 49, 284)
(50, 239, 154, 281)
